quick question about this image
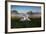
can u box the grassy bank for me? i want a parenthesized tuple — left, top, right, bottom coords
(11, 16, 41, 28)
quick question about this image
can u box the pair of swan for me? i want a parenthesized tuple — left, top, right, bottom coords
(20, 14, 31, 21)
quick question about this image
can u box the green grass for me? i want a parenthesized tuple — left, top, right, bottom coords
(11, 17, 41, 28)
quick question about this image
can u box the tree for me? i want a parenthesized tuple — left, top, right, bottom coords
(27, 11, 32, 15)
(11, 10, 18, 14)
